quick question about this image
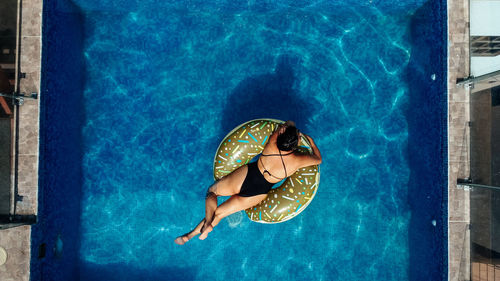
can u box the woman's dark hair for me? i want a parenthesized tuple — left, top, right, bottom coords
(277, 125, 299, 151)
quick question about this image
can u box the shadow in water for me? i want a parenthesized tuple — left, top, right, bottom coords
(30, 0, 86, 280)
(220, 54, 313, 133)
(404, 0, 447, 280)
(80, 261, 197, 281)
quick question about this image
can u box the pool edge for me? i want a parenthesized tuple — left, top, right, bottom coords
(447, 0, 471, 279)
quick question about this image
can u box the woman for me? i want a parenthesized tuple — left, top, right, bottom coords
(174, 120, 322, 244)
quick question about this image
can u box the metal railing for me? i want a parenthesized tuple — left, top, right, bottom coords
(0, 92, 38, 106)
(0, 0, 37, 229)
(457, 69, 500, 88)
(457, 183, 500, 281)
(458, 75, 500, 280)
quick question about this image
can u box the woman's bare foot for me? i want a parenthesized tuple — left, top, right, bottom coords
(175, 218, 206, 245)
(199, 225, 213, 240)
(174, 235, 189, 245)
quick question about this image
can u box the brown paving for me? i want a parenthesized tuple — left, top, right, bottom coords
(471, 262, 500, 281)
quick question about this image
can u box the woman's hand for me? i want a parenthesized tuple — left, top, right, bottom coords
(277, 120, 295, 134)
(277, 125, 287, 134)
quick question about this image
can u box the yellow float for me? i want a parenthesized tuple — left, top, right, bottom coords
(213, 119, 320, 223)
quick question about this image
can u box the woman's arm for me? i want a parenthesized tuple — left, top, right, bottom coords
(297, 133, 322, 167)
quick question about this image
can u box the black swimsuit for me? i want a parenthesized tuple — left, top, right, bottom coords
(238, 150, 294, 197)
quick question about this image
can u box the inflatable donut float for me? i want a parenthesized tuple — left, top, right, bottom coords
(213, 119, 320, 224)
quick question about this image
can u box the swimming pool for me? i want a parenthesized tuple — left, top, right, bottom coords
(31, 0, 447, 280)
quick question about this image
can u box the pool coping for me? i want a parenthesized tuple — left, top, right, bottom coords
(447, 0, 471, 279)
(0, 0, 471, 280)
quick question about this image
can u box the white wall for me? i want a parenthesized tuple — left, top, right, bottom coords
(470, 0, 500, 76)
(470, 0, 500, 36)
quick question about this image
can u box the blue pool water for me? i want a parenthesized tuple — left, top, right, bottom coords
(32, 0, 447, 280)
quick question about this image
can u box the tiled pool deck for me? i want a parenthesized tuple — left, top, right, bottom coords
(448, 0, 471, 279)
(0, 0, 472, 280)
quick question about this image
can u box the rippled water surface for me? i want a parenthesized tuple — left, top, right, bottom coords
(71, 1, 445, 280)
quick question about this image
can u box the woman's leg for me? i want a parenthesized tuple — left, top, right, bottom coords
(201, 165, 249, 232)
(199, 193, 267, 240)
(175, 165, 250, 244)
(202, 184, 218, 233)
(174, 218, 205, 245)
